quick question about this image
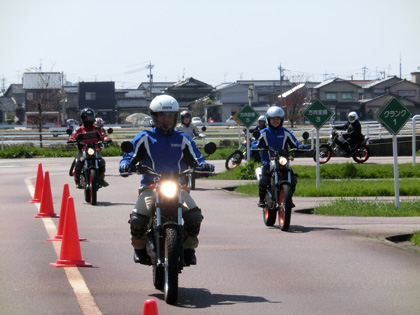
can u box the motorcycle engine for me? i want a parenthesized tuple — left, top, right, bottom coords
(334, 146, 347, 157)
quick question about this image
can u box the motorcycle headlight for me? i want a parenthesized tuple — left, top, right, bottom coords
(278, 156, 288, 166)
(160, 181, 178, 198)
(87, 148, 95, 156)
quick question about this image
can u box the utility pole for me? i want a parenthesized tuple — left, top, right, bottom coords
(278, 63, 283, 107)
(1, 76, 5, 95)
(399, 54, 402, 78)
(362, 66, 367, 80)
(147, 62, 154, 99)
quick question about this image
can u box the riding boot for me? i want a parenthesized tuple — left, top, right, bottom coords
(74, 171, 83, 189)
(344, 142, 352, 155)
(99, 172, 109, 187)
(257, 190, 266, 208)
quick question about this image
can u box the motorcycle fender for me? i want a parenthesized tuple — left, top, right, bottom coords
(277, 181, 291, 188)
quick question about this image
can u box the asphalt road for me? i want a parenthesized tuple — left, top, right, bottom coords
(1, 156, 420, 315)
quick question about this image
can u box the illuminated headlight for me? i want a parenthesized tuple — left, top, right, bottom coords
(160, 181, 178, 198)
(87, 148, 95, 156)
(278, 157, 288, 166)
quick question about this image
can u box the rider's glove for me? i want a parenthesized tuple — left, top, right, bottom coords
(119, 162, 131, 177)
(67, 138, 75, 144)
(298, 144, 309, 150)
(104, 136, 112, 143)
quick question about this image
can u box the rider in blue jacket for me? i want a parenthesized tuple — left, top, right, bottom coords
(256, 106, 308, 207)
(119, 95, 214, 266)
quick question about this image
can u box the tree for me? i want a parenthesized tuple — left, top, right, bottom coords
(23, 70, 64, 148)
(191, 98, 214, 121)
(282, 84, 308, 128)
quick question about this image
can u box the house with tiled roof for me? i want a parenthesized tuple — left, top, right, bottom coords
(311, 78, 362, 121)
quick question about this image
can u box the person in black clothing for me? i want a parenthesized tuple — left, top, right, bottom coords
(334, 111, 364, 154)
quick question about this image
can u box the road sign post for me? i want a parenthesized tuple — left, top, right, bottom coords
(376, 97, 412, 209)
(303, 100, 333, 189)
(235, 105, 259, 161)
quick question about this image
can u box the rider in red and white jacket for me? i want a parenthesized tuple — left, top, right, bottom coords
(69, 108, 110, 188)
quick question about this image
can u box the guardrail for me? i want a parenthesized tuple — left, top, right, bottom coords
(1, 120, 419, 151)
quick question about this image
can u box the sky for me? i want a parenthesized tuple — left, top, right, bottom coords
(1, 0, 420, 90)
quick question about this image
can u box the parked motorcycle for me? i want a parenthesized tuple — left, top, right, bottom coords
(68, 128, 113, 205)
(225, 131, 260, 170)
(257, 132, 309, 231)
(120, 141, 215, 305)
(313, 129, 370, 164)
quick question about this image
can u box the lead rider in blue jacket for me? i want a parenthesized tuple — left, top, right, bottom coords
(256, 106, 308, 207)
(119, 95, 214, 266)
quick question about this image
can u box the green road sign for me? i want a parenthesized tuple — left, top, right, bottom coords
(376, 97, 412, 135)
(303, 100, 333, 129)
(236, 105, 258, 128)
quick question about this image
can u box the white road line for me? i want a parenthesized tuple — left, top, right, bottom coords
(25, 177, 103, 315)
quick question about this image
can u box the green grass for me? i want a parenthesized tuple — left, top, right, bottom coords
(233, 178, 420, 197)
(314, 198, 420, 216)
(411, 232, 420, 246)
(0, 143, 122, 158)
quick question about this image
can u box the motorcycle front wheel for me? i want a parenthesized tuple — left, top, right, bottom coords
(89, 169, 97, 205)
(313, 144, 332, 164)
(352, 145, 370, 163)
(278, 184, 293, 231)
(164, 226, 179, 305)
(225, 150, 244, 170)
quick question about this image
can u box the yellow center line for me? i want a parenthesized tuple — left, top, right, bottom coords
(25, 177, 103, 315)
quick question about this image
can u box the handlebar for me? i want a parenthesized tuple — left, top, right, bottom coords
(119, 164, 214, 177)
(67, 139, 112, 145)
(254, 146, 312, 154)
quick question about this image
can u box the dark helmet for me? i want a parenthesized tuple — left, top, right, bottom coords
(266, 106, 285, 128)
(80, 108, 95, 126)
(180, 110, 192, 120)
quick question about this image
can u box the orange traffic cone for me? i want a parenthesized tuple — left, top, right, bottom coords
(35, 171, 59, 218)
(46, 183, 87, 242)
(50, 197, 92, 267)
(142, 299, 158, 315)
(30, 163, 44, 203)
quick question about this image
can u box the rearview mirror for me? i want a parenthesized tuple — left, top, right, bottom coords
(204, 142, 217, 155)
(121, 141, 134, 153)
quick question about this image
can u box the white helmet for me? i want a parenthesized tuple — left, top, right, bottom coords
(348, 111, 358, 123)
(149, 95, 179, 130)
(266, 106, 285, 128)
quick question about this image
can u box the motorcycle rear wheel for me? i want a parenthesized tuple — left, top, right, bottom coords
(313, 144, 332, 164)
(278, 184, 293, 231)
(83, 171, 91, 203)
(225, 150, 244, 170)
(164, 226, 179, 305)
(352, 145, 370, 163)
(69, 160, 75, 177)
(263, 207, 277, 226)
(89, 169, 97, 205)
(153, 265, 164, 291)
